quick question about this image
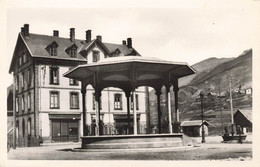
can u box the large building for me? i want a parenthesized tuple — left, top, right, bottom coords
(9, 24, 147, 147)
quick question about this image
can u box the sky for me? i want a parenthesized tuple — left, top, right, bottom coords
(2, 0, 260, 86)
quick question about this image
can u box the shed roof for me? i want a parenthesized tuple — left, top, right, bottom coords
(181, 120, 210, 127)
(235, 109, 252, 123)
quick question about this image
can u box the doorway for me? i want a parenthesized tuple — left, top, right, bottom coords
(52, 119, 79, 142)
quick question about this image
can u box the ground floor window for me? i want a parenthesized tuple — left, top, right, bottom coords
(22, 119, 25, 137)
(27, 118, 31, 136)
(16, 120, 19, 139)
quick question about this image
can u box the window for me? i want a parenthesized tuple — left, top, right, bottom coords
(69, 67, 78, 85)
(91, 114, 96, 124)
(69, 79, 78, 85)
(28, 92, 31, 110)
(93, 93, 102, 110)
(92, 50, 100, 62)
(23, 52, 27, 63)
(21, 72, 24, 88)
(131, 94, 139, 110)
(22, 95, 24, 111)
(91, 114, 104, 124)
(28, 118, 31, 136)
(66, 45, 77, 58)
(22, 119, 25, 137)
(70, 92, 79, 109)
(28, 68, 31, 87)
(113, 49, 120, 57)
(15, 76, 19, 90)
(114, 94, 122, 110)
(15, 97, 19, 112)
(46, 42, 58, 56)
(19, 56, 22, 66)
(16, 120, 19, 138)
(68, 47, 77, 58)
(49, 45, 57, 56)
(49, 67, 59, 84)
(50, 91, 59, 109)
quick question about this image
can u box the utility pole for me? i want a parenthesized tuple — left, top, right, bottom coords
(229, 80, 234, 124)
(217, 80, 224, 134)
(200, 91, 206, 143)
(229, 78, 235, 136)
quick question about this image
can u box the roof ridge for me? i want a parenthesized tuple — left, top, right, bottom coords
(28, 33, 86, 42)
(103, 42, 126, 46)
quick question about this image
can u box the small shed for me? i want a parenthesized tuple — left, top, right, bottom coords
(181, 120, 210, 137)
(234, 109, 252, 133)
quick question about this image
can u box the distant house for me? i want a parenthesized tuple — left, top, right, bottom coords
(234, 109, 252, 133)
(237, 83, 252, 95)
(7, 84, 14, 148)
(245, 88, 252, 95)
(181, 120, 210, 137)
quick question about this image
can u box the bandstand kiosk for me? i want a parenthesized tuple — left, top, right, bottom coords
(64, 56, 195, 149)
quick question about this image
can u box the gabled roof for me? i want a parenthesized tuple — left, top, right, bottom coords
(80, 38, 110, 55)
(181, 120, 210, 127)
(235, 109, 252, 122)
(9, 32, 141, 73)
(103, 42, 141, 56)
(22, 33, 86, 60)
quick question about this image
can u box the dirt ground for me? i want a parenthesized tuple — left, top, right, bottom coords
(7, 135, 252, 161)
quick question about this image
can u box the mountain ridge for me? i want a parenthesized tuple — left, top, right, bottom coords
(148, 49, 252, 135)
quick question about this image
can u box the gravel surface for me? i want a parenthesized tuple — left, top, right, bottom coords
(7, 142, 252, 160)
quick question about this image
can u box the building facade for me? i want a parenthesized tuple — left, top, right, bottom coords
(9, 24, 147, 147)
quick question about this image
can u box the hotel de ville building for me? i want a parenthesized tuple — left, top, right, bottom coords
(9, 24, 147, 147)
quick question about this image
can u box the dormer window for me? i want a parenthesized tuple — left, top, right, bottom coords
(109, 48, 121, 57)
(50, 46, 57, 56)
(92, 50, 100, 62)
(69, 49, 76, 58)
(66, 44, 78, 58)
(46, 42, 58, 56)
(114, 49, 121, 57)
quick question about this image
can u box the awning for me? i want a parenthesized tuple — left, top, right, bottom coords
(49, 114, 81, 120)
(113, 114, 140, 120)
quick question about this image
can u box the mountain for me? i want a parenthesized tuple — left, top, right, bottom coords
(148, 49, 252, 135)
(179, 57, 234, 87)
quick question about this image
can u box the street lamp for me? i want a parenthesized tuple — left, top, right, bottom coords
(199, 91, 206, 143)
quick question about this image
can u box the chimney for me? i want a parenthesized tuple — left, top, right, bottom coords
(127, 38, 132, 48)
(24, 24, 29, 36)
(53, 30, 59, 37)
(96, 35, 102, 42)
(21, 27, 25, 35)
(122, 40, 126, 45)
(86, 30, 92, 43)
(70, 28, 75, 43)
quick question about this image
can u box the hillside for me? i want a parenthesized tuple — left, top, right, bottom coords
(179, 57, 234, 87)
(148, 49, 252, 135)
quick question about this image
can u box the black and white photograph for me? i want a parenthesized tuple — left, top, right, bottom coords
(1, 0, 259, 166)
